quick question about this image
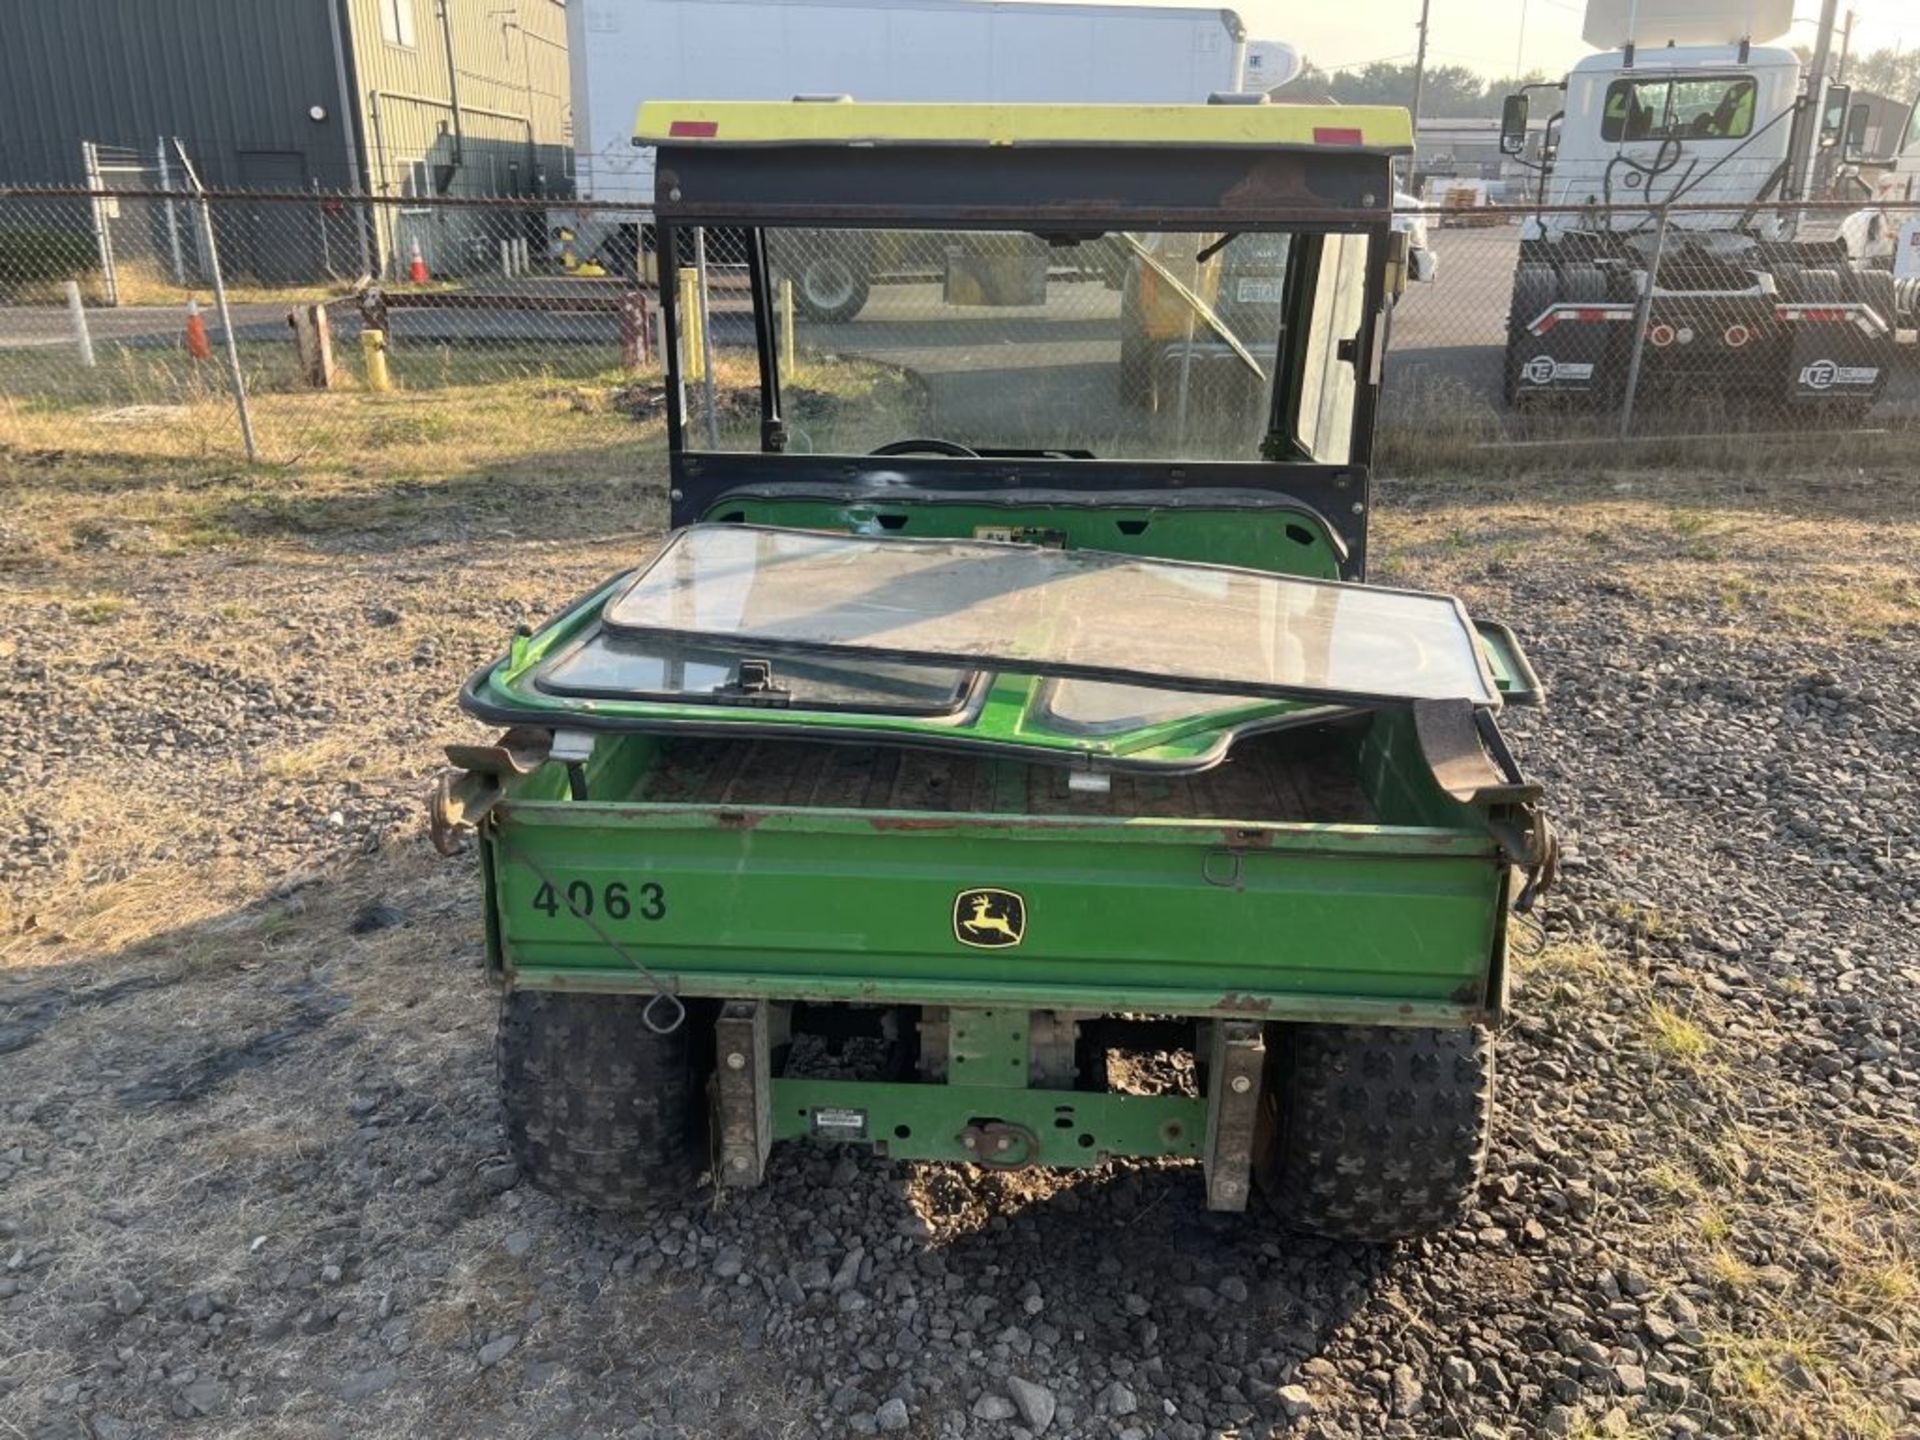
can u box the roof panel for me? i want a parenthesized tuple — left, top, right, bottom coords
(636, 100, 1413, 153)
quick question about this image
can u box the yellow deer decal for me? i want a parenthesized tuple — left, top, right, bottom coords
(958, 891, 1023, 946)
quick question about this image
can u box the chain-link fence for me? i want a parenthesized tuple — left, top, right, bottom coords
(4, 188, 1918, 473)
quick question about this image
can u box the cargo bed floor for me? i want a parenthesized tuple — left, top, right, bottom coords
(629, 731, 1375, 823)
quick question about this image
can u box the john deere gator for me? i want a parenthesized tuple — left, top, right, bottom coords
(432, 99, 1555, 1241)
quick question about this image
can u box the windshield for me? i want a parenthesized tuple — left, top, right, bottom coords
(1601, 75, 1757, 142)
(668, 225, 1373, 465)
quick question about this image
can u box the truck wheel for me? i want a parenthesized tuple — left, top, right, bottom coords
(498, 990, 707, 1210)
(1557, 265, 1614, 406)
(1560, 263, 1607, 303)
(1508, 263, 1557, 334)
(1796, 268, 1844, 302)
(1502, 264, 1557, 405)
(1257, 1024, 1493, 1242)
(793, 255, 871, 323)
(1852, 268, 1897, 329)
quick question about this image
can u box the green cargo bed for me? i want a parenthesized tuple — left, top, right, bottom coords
(478, 713, 1508, 1027)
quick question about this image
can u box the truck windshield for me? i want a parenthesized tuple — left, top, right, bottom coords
(1601, 76, 1756, 141)
(667, 225, 1374, 465)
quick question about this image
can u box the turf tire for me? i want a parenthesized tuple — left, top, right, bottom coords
(498, 989, 707, 1211)
(1257, 1023, 1493, 1242)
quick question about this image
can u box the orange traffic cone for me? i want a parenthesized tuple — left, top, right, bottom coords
(184, 298, 212, 360)
(408, 237, 429, 284)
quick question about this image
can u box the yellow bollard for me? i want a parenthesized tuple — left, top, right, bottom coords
(678, 267, 704, 381)
(779, 277, 796, 375)
(360, 327, 392, 392)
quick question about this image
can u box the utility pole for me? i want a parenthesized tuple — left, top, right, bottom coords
(1836, 9, 1854, 82)
(1405, 0, 1432, 190)
(1795, 0, 1840, 201)
(1409, 0, 1433, 125)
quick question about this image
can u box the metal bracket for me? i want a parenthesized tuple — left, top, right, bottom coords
(428, 769, 499, 856)
(1202, 1020, 1266, 1212)
(947, 1008, 1030, 1089)
(715, 1000, 772, 1188)
(431, 726, 553, 855)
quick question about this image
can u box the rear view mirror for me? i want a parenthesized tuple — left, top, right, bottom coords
(1499, 94, 1529, 156)
(1819, 84, 1851, 149)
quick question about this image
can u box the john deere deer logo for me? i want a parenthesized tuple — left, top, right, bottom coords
(953, 889, 1026, 949)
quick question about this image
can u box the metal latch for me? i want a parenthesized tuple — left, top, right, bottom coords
(712, 658, 791, 707)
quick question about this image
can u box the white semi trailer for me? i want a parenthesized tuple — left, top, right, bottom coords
(553, 0, 1299, 311)
(1496, 0, 1902, 416)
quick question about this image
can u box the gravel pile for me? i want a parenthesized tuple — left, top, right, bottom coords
(0, 473, 1916, 1439)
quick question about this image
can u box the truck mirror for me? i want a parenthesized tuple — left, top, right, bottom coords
(1844, 101, 1871, 159)
(1819, 84, 1850, 149)
(1499, 94, 1529, 157)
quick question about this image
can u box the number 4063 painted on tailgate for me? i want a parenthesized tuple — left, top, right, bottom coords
(531, 879, 666, 922)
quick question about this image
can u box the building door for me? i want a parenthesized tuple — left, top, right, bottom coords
(233, 151, 315, 284)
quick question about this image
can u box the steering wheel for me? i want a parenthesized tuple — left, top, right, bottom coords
(868, 438, 981, 458)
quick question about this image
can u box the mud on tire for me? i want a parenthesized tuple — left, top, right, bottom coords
(498, 990, 708, 1210)
(1257, 1024, 1493, 1242)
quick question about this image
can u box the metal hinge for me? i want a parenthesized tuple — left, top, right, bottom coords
(712, 658, 791, 708)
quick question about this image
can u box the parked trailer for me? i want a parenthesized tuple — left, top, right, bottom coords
(553, 0, 1298, 308)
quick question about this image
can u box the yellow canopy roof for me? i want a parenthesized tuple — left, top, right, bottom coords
(637, 100, 1412, 153)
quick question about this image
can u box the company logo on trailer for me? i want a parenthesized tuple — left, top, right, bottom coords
(1799, 359, 1879, 390)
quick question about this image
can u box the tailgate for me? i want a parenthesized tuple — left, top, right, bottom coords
(484, 800, 1507, 1025)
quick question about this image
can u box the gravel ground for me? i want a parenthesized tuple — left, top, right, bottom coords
(0, 447, 1917, 1440)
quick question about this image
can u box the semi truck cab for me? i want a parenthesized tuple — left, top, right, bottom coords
(1493, 0, 1896, 414)
(1523, 46, 1804, 231)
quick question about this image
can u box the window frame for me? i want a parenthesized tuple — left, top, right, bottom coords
(378, 0, 417, 49)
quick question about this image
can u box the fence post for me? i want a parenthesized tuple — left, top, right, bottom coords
(64, 282, 96, 368)
(1618, 204, 1671, 443)
(157, 137, 188, 285)
(173, 141, 259, 462)
(619, 290, 651, 370)
(779, 278, 796, 375)
(692, 228, 720, 447)
(290, 304, 336, 389)
(81, 141, 120, 306)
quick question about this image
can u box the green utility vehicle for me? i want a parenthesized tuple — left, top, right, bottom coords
(433, 99, 1556, 1241)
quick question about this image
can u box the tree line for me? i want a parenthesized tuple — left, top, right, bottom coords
(1269, 46, 1920, 120)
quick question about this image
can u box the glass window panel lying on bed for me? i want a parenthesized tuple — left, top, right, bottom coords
(603, 525, 1498, 709)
